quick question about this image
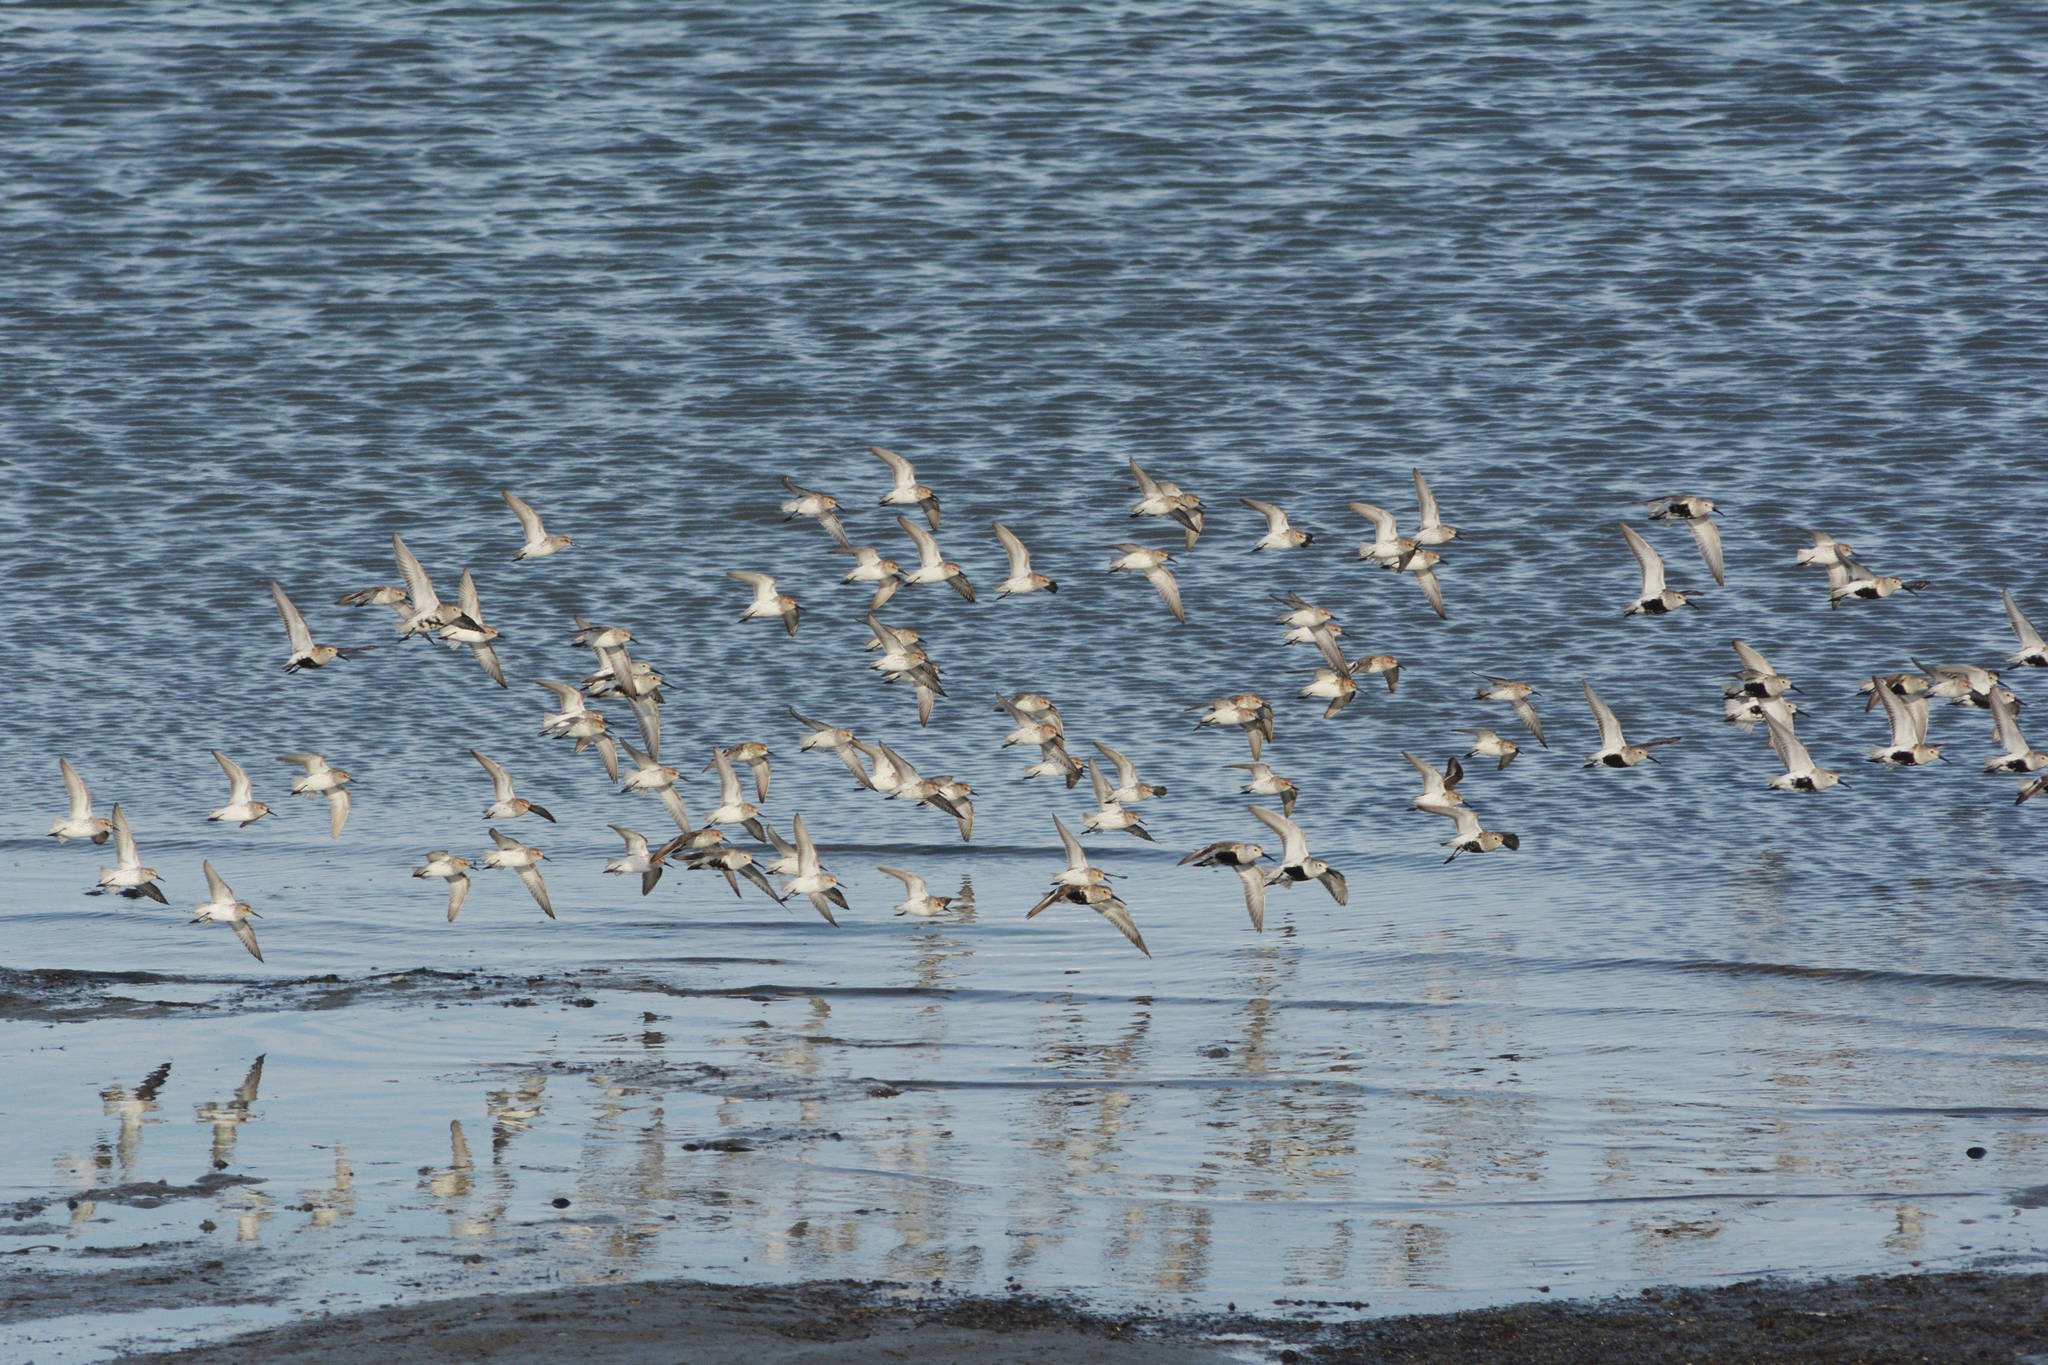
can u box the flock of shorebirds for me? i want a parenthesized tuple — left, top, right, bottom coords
(47, 451, 2048, 961)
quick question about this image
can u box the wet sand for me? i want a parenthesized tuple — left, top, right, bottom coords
(104, 1268, 2048, 1364)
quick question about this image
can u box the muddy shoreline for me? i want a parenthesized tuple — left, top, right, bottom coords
(97, 1267, 2048, 1363)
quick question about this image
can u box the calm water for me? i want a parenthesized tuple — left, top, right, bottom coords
(5, 1, 2048, 1356)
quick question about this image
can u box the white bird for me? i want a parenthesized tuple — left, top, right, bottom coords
(95, 804, 165, 903)
(471, 750, 555, 823)
(703, 748, 768, 841)
(1026, 882, 1149, 956)
(1915, 659, 2006, 709)
(728, 571, 801, 636)
(1178, 840, 1269, 931)
(594, 643, 663, 757)
(832, 544, 902, 609)
(879, 865, 954, 919)
(1394, 545, 1449, 620)
(1764, 710, 1842, 791)
(1412, 469, 1458, 546)
(1349, 502, 1412, 565)
(439, 568, 506, 686)
(1828, 557, 1928, 607)
(1225, 761, 1298, 817)
(1645, 495, 1724, 585)
(1093, 741, 1165, 805)
(1299, 666, 1358, 718)
(271, 580, 373, 672)
(680, 844, 782, 902)
(571, 614, 632, 651)
(192, 861, 262, 962)
(483, 828, 553, 917)
(1726, 640, 1795, 699)
(1474, 676, 1546, 747)
(2004, 588, 2048, 667)
(871, 445, 941, 528)
(1986, 689, 2048, 773)
(1439, 806, 1520, 863)
(1127, 459, 1204, 548)
(781, 812, 849, 925)
(897, 516, 975, 601)
(992, 521, 1058, 596)
(1248, 804, 1348, 905)
(1196, 693, 1274, 759)
(788, 706, 876, 789)
(502, 489, 573, 559)
(1241, 497, 1312, 551)
(1082, 758, 1153, 841)
(388, 533, 464, 639)
(1462, 729, 1519, 771)
(603, 826, 666, 897)
(207, 750, 271, 827)
(864, 741, 969, 832)
(1355, 653, 1402, 692)
(616, 742, 692, 833)
(336, 584, 407, 609)
(1867, 679, 1940, 767)
(995, 693, 1063, 748)
(50, 757, 111, 844)
(1023, 736, 1085, 787)
(1794, 529, 1854, 568)
(278, 753, 352, 837)
(1582, 681, 1680, 768)
(412, 852, 473, 921)
(779, 474, 849, 546)
(1620, 523, 1698, 615)
(1044, 813, 1115, 892)
(1404, 751, 1466, 816)
(1108, 543, 1184, 623)
(1725, 693, 1801, 733)
(535, 681, 620, 781)
(706, 741, 773, 803)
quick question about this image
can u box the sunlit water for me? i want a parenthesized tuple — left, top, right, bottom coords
(4, 1, 2047, 1357)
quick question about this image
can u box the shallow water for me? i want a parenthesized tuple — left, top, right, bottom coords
(4, 1, 2048, 1355)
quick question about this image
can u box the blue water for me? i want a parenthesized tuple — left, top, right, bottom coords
(4, 2, 2047, 1354)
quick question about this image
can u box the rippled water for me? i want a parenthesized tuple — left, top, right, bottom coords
(4, 1, 2048, 1355)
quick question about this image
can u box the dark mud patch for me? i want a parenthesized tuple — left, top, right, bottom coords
(2, 1172, 261, 1221)
(0, 1253, 278, 1327)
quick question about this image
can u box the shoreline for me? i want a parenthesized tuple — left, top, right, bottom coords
(104, 1266, 2048, 1364)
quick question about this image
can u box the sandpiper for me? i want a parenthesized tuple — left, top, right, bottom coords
(502, 489, 573, 559)
(192, 861, 262, 961)
(50, 757, 111, 844)
(279, 752, 352, 837)
(207, 751, 271, 827)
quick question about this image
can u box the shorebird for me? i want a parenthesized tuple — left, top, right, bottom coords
(570, 614, 631, 651)
(871, 445, 941, 528)
(1027, 882, 1149, 956)
(832, 544, 903, 609)
(934, 776, 976, 843)
(703, 748, 769, 841)
(1726, 640, 1795, 699)
(1042, 813, 1116, 893)
(271, 580, 373, 672)
(996, 693, 1063, 748)
(898, 516, 975, 600)
(866, 741, 968, 830)
(1867, 679, 1941, 767)
(779, 475, 849, 546)
(50, 758, 111, 844)
(535, 681, 620, 780)
(596, 643, 663, 757)
(1859, 672, 1932, 710)
(1225, 761, 1298, 817)
(439, 569, 506, 687)
(391, 533, 464, 638)
(1248, 804, 1348, 905)
(1108, 544, 1184, 623)
(1128, 458, 1204, 548)
(471, 750, 555, 823)
(2018, 774, 2048, 805)
(1725, 693, 1801, 733)
(1196, 693, 1274, 759)
(502, 489, 573, 559)
(1828, 557, 1927, 607)
(728, 571, 801, 636)
(788, 706, 875, 789)
(96, 805, 164, 903)
(278, 753, 352, 837)
(1463, 729, 1520, 771)
(1349, 502, 1412, 566)
(992, 521, 1058, 596)
(1764, 710, 1843, 791)
(1794, 530, 1854, 568)
(1082, 758, 1153, 841)
(603, 826, 667, 896)
(1394, 545, 1449, 620)
(335, 585, 406, 609)
(1404, 751, 1466, 815)
(207, 751, 271, 827)
(1915, 660, 2006, 709)
(1582, 681, 1680, 768)
(1439, 806, 1520, 863)
(1093, 741, 1165, 804)
(1024, 736, 1085, 786)
(781, 813, 849, 925)
(680, 844, 781, 902)
(1355, 653, 1401, 692)
(618, 742, 695, 835)
(1299, 666, 1358, 718)
(483, 828, 553, 917)
(192, 861, 262, 962)
(707, 742, 773, 802)
(1179, 839, 1269, 930)
(1620, 523, 1698, 615)
(879, 865, 954, 918)
(1986, 689, 2048, 773)
(1276, 590, 1333, 632)
(1241, 497, 1312, 551)
(412, 852, 473, 921)
(1412, 469, 1458, 546)
(1645, 496, 1724, 585)
(2004, 588, 2048, 667)
(1474, 676, 1546, 746)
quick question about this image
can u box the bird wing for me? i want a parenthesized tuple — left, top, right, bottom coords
(1415, 566, 1447, 620)
(1093, 741, 1139, 791)
(1620, 523, 1666, 596)
(1510, 696, 1547, 747)
(326, 787, 351, 838)
(392, 533, 441, 612)
(270, 581, 314, 655)
(517, 865, 554, 917)
(110, 804, 141, 869)
(1991, 688, 2030, 755)
(897, 515, 943, 569)
(792, 812, 820, 877)
(992, 521, 1031, 578)
(1764, 709, 1812, 772)
(501, 489, 546, 540)
(446, 875, 470, 921)
(713, 748, 744, 804)
(231, 918, 263, 962)
(626, 693, 662, 761)
(61, 757, 93, 820)
(1235, 865, 1267, 932)
(1309, 624, 1350, 673)
(1413, 468, 1442, 530)
(1239, 497, 1287, 533)
(2007, 588, 2046, 653)
(457, 567, 485, 623)
(1873, 681, 1916, 749)
(1086, 757, 1112, 808)
(535, 679, 585, 713)
(1093, 896, 1150, 956)
(203, 858, 233, 904)
(1247, 803, 1308, 866)
(611, 826, 649, 858)
(1403, 751, 1448, 799)
(1054, 814, 1088, 873)
(877, 865, 927, 899)
(278, 751, 329, 775)
(472, 749, 516, 802)
(1128, 458, 1161, 498)
(470, 640, 507, 688)
(877, 741, 920, 786)
(1142, 564, 1185, 622)
(1348, 501, 1397, 539)
(1448, 806, 1481, 839)
(213, 750, 254, 805)
(1583, 681, 1624, 750)
(727, 570, 776, 599)
(1731, 639, 1775, 676)
(871, 444, 917, 492)
(1689, 518, 1725, 586)
(657, 785, 693, 833)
